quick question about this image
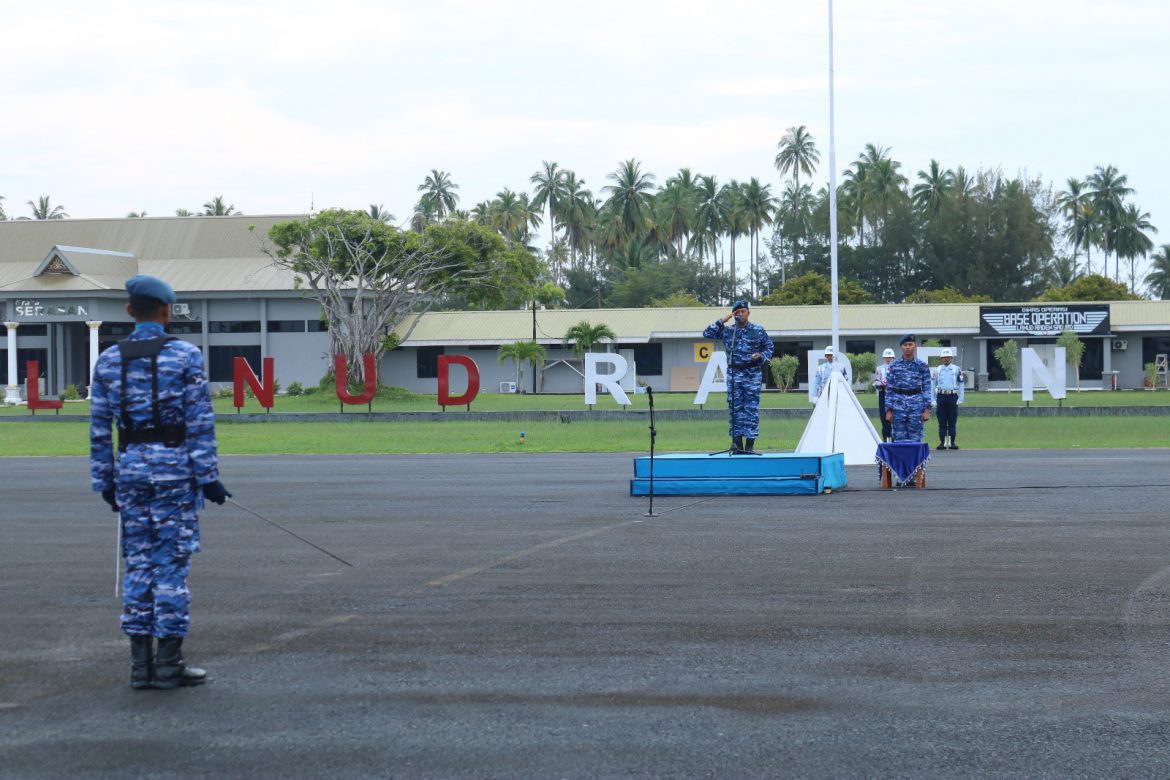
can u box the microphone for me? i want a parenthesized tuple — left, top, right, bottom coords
(645, 386, 653, 398)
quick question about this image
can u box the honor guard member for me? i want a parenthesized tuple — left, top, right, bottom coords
(883, 334, 933, 442)
(90, 274, 232, 690)
(703, 299, 774, 453)
(872, 348, 895, 442)
(932, 347, 965, 450)
(812, 345, 852, 398)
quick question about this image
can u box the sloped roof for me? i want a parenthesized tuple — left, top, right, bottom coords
(396, 300, 1170, 345)
(0, 214, 306, 293)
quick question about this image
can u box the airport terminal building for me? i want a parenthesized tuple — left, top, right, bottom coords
(2, 215, 1168, 401)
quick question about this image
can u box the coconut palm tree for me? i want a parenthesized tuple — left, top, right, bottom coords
(740, 178, 777, 298)
(517, 192, 543, 247)
(175, 208, 193, 217)
(602, 159, 656, 242)
(530, 161, 567, 277)
(655, 181, 696, 259)
(367, 204, 395, 224)
(719, 182, 747, 299)
(1144, 244, 1170, 300)
(497, 340, 546, 393)
(127, 211, 147, 218)
(0, 195, 7, 220)
(28, 196, 68, 220)
(201, 196, 237, 216)
(562, 320, 617, 392)
(1114, 204, 1157, 292)
(1085, 164, 1134, 279)
(774, 125, 820, 263)
(410, 198, 439, 233)
(558, 172, 594, 272)
(912, 160, 954, 216)
(417, 169, 460, 220)
(693, 175, 722, 269)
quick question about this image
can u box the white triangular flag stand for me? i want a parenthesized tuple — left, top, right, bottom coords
(796, 370, 880, 465)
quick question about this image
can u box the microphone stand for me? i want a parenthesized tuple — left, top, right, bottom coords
(644, 386, 658, 517)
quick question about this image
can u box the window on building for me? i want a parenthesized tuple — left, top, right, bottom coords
(0, 348, 49, 384)
(1081, 338, 1103, 380)
(1142, 336, 1170, 370)
(267, 320, 306, 333)
(306, 320, 329, 332)
(167, 322, 202, 335)
(209, 345, 261, 382)
(99, 323, 135, 338)
(417, 346, 443, 379)
(632, 343, 663, 376)
(209, 321, 261, 333)
(845, 339, 875, 356)
(17, 324, 48, 336)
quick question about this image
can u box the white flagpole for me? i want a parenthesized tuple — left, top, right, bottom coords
(827, 0, 841, 357)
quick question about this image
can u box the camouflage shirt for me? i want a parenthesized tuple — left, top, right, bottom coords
(90, 322, 220, 490)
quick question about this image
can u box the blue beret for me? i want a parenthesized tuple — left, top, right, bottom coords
(899, 333, 916, 345)
(125, 274, 176, 304)
(732, 299, 749, 312)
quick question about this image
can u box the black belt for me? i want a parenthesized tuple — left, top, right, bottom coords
(118, 424, 187, 451)
(730, 361, 760, 369)
(891, 387, 923, 396)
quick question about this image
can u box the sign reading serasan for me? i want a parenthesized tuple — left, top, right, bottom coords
(14, 299, 89, 318)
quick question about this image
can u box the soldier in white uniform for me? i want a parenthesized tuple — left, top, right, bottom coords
(873, 348, 895, 442)
(812, 346, 852, 398)
(932, 347, 965, 450)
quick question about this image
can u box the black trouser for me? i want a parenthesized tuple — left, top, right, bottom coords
(877, 390, 891, 441)
(936, 394, 959, 442)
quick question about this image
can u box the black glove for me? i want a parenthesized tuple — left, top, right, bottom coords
(101, 488, 118, 512)
(202, 481, 232, 505)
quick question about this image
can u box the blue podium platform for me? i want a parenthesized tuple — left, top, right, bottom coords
(630, 452, 847, 496)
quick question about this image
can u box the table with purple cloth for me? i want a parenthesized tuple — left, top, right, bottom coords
(876, 442, 931, 487)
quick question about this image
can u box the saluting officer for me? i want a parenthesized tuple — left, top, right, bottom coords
(812, 345, 852, 398)
(703, 299, 774, 453)
(932, 347, 965, 450)
(884, 334, 932, 442)
(873, 348, 895, 442)
(90, 275, 232, 690)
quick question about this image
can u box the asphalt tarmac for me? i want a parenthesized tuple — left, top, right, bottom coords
(4, 449, 1170, 779)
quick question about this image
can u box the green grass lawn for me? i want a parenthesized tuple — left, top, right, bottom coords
(5, 415, 1168, 457)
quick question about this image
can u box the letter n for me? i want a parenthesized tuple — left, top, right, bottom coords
(233, 356, 275, 409)
(438, 355, 480, 407)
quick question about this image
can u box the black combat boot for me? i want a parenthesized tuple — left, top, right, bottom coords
(130, 635, 153, 690)
(949, 439, 959, 450)
(745, 438, 757, 453)
(732, 435, 744, 453)
(153, 637, 206, 689)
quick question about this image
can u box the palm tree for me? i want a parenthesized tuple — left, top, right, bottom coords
(0, 195, 7, 220)
(559, 172, 594, 272)
(417, 169, 460, 220)
(774, 125, 820, 263)
(497, 340, 546, 393)
(776, 181, 811, 285)
(1144, 244, 1170, 300)
(490, 189, 527, 240)
(1114, 204, 1157, 292)
(655, 182, 696, 259)
(1085, 164, 1134, 280)
(517, 192, 543, 247)
(602, 159, 656, 242)
(563, 321, 616, 389)
(740, 178, 777, 298)
(719, 182, 746, 299)
(470, 200, 493, 226)
(28, 196, 68, 220)
(367, 204, 395, 224)
(201, 196, 238, 216)
(410, 198, 439, 233)
(127, 211, 147, 218)
(693, 175, 722, 268)
(912, 160, 954, 216)
(530, 161, 567, 277)
(175, 208, 194, 217)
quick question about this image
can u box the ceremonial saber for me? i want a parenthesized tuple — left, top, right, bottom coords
(115, 513, 122, 598)
(225, 497, 354, 567)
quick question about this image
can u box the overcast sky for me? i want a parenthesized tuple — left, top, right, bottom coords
(1, 0, 1166, 279)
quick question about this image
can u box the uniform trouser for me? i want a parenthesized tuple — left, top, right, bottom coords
(877, 390, 891, 441)
(936, 395, 959, 442)
(888, 396, 928, 442)
(726, 369, 762, 438)
(118, 481, 201, 638)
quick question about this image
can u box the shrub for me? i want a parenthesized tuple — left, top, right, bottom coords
(214, 385, 234, 399)
(769, 354, 799, 391)
(62, 384, 81, 401)
(1145, 362, 1159, 389)
(849, 352, 877, 392)
(286, 381, 304, 396)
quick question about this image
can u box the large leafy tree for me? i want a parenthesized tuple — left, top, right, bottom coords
(1035, 273, 1139, 302)
(1144, 245, 1170, 300)
(28, 195, 68, 220)
(265, 210, 538, 381)
(761, 271, 873, 305)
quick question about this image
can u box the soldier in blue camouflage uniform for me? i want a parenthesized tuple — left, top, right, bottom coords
(90, 275, 231, 690)
(703, 299, 774, 453)
(883, 334, 933, 442)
